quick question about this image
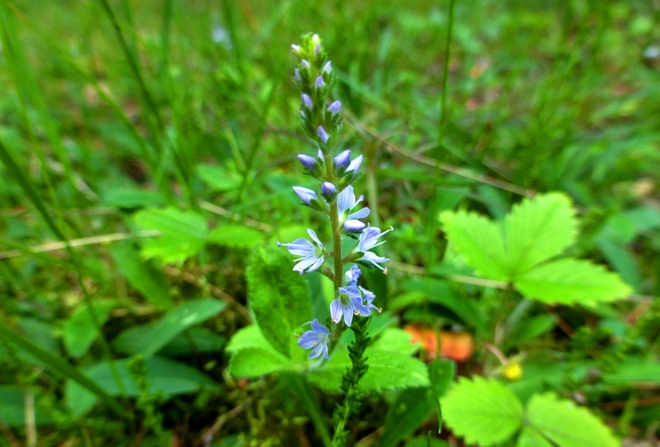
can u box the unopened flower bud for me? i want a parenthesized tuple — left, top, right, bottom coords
(291, 44, 302, 55)
(346, 155, 363, 174)
(293, 186, 317, 205)
(301, 59, 310, 69)
(302, 93, 313, 109)
(298, 154, 316, 170)
(318, 126, 329, 144)
(328, 100, 341, 114)
(321, 182, 337, 199)
(344, 220, 366, 233)
(323, 61, 332, 74)
(334, 149, 351, 169)
(315, 76, 325, 89)
(294, 68, 301, 82)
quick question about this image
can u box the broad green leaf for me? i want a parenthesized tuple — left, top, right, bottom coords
(428, 359, 455, 430)
(208, 224, 265, 248)
(516, 427, 553, 447)
(63, 300, 116, 358)
(114, 326, 226, 356)
(378, 387, 437, 447)
(0, 386, 53, 426)
(196, 164, 242, 191)
(247, 245, 311, 358)
(65, 356, 218, 415)
(596, 239, 641, 292)
(228, 348, 293, 377)
(503, 193, 577, 278)
(515, 259, 631, 305)
(226, 325, 277, 354)
(439, 210, 508, 281)
(308, 349, 429, 394)
(525, 393, 618, 447)
(133, 207, 208, 263)
(371, 328, 420, 356)
(505, 315, 555, 350)
(442, 377, 523, 446)
(101, 187, 166, 209)
(603, 360, 660, 384)
(112, 299, 225, 356)
(111, 242, 173, 308)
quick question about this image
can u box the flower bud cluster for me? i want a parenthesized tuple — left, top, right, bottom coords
(279, 34, 393, 359)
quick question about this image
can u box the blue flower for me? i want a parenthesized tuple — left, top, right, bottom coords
(355, 225, 392, 271)
(278, 229, 325, 274)
(334, 149, 351, 170)
(318, 126, 329, 144)
(301, 93, 313, 110)
(331, 285, 371, 327)
(337, 185, 370, 232)
(298, 319, 330, 359)
(327, 100, 341, 114)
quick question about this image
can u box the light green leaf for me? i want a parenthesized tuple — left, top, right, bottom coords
(247, 245, 311, 358)
(503, 193, 577, 278)
(65, 356, 218, 415)
(196, 164, 242, 191)
(371, 328, 420, 356)
(208, 224, 265, 248)
(228, 348, 293, 377)
(111, 242, 173, 308)
(308, 349, 429, 394)
(114, 326, 226, 356)
(226, 325, 276, 354)
(516, 427, 553, 447)
(525, 393, 618, 447)
(112, 299, 226, 356)
(515, 259, 631, 305)
(603, 360, 660, 385)
(439, 210, 508, 281)
(133, 207, 208, 263)
(63, 300, 116, 358)
(442, 376, 523, 446)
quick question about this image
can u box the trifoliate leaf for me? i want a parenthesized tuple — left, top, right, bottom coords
(133, 207, 208, 263)
(247, 245, 312, 358)
(439, 210, 508, 281)
(516, 427, 553, 447)
(515, 258, 631, 305)
(503, 193, 577, 278)
(525, 393, 618, 447)
(441, 376, 523, 446)
(208, 224, 265, 248)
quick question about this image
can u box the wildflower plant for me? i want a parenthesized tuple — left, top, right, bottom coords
(227, 33, 437, 447)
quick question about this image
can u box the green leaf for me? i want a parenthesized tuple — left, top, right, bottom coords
(503, 193, 577, 278)
(111, 242, 173, 308)
(63, 300, 116, 358)
(516, 427, 553, 447)
(196, 164, 242, 191)
(112, 299, 226, 356)
(378, 387, 437, 447)
(101, 187, 166, 209)
(525, 393, 618, 447)
(308, 349, 429, 394)
(280, 373, 331, 447)
(246, 245, 311, 358)
(133, 207, 208, 263)
(371, 328, 420, 356)
(442, 377, 523, 446)
(226, 325, 276, 354)
(505, 315, 555, 350)
(439, 210, 508, 281)
(208, 224, 265, 248)
(65, 356, 218, 415)
(603, 360, 660, 384)
(114, 326, 226, 356)
(428, 359, 455, 430)
(228, 348, 293, 377)
(515, 259, 631, 305)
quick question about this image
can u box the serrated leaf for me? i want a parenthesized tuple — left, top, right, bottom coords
(442, 377, 523, 446)
(112, 299, 225, 356)
(308, 349, 429, 394)
(515, 259, 631, 305)
(133, 207, 208, 263)
(63, 300, 116, 358)
(247, 245, 311, 358)
(504, 193, 577, 278)
(208, 224, 265, 248)
(111, 242, 173, 308)
(228, 348, 293, 377)
(439, 210, 508, 281)
(525, 393, 618, 447)
(65, 356, 217, 415)
(516, 427, 553, 447)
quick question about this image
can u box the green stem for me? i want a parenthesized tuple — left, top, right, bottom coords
(438, 0, 456, 141)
